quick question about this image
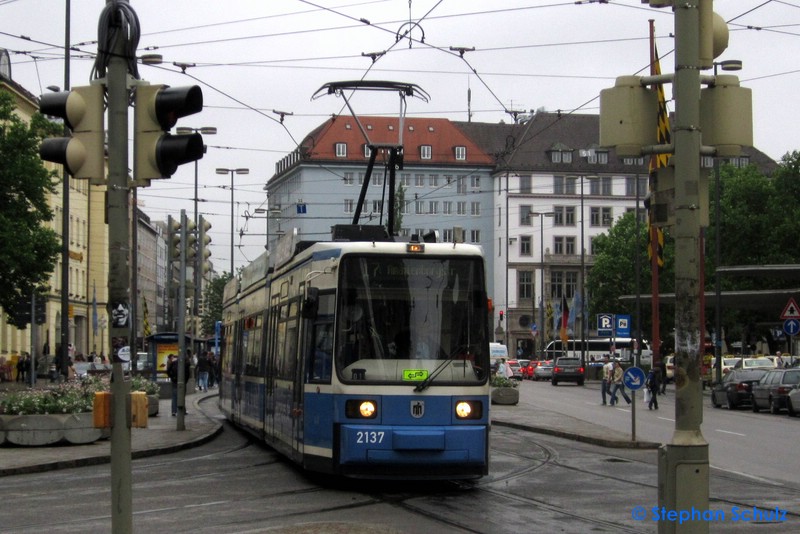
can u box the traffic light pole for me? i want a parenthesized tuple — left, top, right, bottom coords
(105, 3, 133, 532)
(658, 3, 709, 532)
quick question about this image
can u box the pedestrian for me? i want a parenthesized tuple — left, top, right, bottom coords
(16, 353, 26, 383)
(197, 352, 211, 392)
(658, 357, 668, 394)
(600, 355, 613, 405)
(609, 361, 631, 406)
(497, 358, 507, 379)
(166, 354, 179, 416)
(646, 367, 661, 410)
(775, 351, 784, 368)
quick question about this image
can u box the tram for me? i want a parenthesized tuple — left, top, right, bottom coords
(219, 227, 491, 479)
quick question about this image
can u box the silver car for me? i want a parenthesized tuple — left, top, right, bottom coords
(533, 360, 554, 381)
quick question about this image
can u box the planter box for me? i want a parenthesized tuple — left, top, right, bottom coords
(0, 413, 102, 446)
(491, 387, 519, 405)
(147, 394, 159, 416)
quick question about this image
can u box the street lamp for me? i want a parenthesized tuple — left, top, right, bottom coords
(216, 167, 249, 275)
(712, 59, 742, 385)
(531, 211, 554, 359)
(177, 126, 216, 323)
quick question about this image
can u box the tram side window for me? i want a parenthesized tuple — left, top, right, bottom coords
(276, 301, 300, 380)
(308, 322, 333, 383)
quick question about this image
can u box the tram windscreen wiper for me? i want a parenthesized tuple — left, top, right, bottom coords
(413, 344, 468, 392)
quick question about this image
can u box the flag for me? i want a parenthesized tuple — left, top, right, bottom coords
(553, 299, 561, 335)
(648, 43, 669, 270)
(143, 298, 152, 337)
(531, 322, 538, 338)
(559, 295, 569, 345)
(545, 299, 553, 340)
(92, 281, 98, 336)
(568, 293, 578, 329)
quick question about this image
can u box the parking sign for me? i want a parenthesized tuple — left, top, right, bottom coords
(597, 314, 613, 336)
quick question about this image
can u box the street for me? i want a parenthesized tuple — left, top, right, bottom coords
(517, 378, 799, 485)
(0, 386, 798, 532)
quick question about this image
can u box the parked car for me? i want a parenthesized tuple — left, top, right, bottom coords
(751, 368, 800, 414)
(733, 357, 776, 371)
(506, 360, 524, 381)
(533, 360, 554, 381)
(551, 357, 585, 386)
(710, 369, 768, 410)
(787, 387, 800, 416)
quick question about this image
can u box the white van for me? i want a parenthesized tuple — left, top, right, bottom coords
(490, 342, 509, 372)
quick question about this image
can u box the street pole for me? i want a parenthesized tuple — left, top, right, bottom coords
(104, 1, 133, 531)
(177, 210, 188, 431)
(659, 2, 709, 531)
(59, 0, 71, 382)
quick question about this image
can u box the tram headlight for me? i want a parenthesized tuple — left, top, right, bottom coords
(455, 400, 482, 420)
(345, 399, 378, 419)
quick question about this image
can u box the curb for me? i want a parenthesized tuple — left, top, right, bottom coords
(492, 420, 661, 450)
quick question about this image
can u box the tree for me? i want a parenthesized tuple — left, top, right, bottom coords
(392, 183, 405, 234)
(200, 272, 232, 337)
(0, 90, 61, 325)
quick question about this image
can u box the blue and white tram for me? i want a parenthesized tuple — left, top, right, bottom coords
(219, 234, 491, 479)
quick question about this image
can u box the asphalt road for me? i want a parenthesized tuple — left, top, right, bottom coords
(517, 378, 799, 485)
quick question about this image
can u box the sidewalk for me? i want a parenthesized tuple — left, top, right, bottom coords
(0, 381, 653, 477)
(0, 389, 222, 477)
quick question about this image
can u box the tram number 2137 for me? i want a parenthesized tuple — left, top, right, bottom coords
(356, 431, 385, 444)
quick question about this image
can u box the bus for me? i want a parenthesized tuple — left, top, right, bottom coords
(543, 337, 651, 365)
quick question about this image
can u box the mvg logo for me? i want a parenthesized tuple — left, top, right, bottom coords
(410, 400, 425, 418)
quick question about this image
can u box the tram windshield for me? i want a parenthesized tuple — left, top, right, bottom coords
(335, 254, 489, 385)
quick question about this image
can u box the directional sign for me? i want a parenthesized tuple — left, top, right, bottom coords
(784, 319, 800, 337)
(780, 298, 800, 320)
(623, 366, 646, 390)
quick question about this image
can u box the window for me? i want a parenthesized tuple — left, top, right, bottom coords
(420, 145, 432, 159)
(443, 201, 452, 215)
(335, 143, 347, 157)
(372, 200, 383, 213)
(457, 176, 467, 194)
(416, 201, 425, 214)
(415, 174, 425, 187)
(520, 205, 532, 225)
(550, 270, 578, 299)
(363, 144, 371, 158)
(520, 236, 532, 256)
(401, 173, 411, 187)
(471, 202, 481, 216)
(344, 199, 354, 213)
(470, 175, 480, 188)
(429, 174, 439, 187)
(625, 175, 648, 196)
(551, 151, 562, 163)
(442, 228, 453, 242)
(623, 157, 645, 166)
(520, 175, 532, 193)
(455, 146, 466, 160)
(470, 229, 481, 243)
(429, 201, 439, 215)
(591, 207, 614, 227)
(372, 173, 383, 186)
(358, 172, 365, 185)
(554, 206, 575, 226)
(444, 175, 453, 187)
(343, 172, 354, 185)
(401, 201, 410, 215)
(518, 271, 533, 299)
(562, 151, 572, 163)
(554, 176, 577, 195)
(457, 201, 467, 215)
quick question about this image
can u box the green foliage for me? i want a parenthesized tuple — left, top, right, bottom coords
(0, 90, 62, 322)
(201, 273, 232, 337)
(0, 378, 106, 415)
(130, 374, 160, 395)
(490, 375, 518, 388)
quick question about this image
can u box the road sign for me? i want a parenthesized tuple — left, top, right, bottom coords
(780, 298, 800, 319)
(597, 313, 613, 337)
(616, 315, 631, 337)
(623, 366, 646, 390)
(784, 319, 800, 337)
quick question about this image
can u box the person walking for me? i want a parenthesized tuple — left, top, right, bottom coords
(646, 367, 661, 410)
(658, 357, 668, 395)
(197, 352, 211, 392)
(601, 355, 613, 405)
(609, 361, 631, 406)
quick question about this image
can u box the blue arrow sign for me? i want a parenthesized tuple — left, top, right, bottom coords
(623, 366, 646, 390)
(784, 319, 800, 337)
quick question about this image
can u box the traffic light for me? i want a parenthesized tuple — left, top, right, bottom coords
(134, 84, 204, 184)
(39, 84, 105, 183)
(499, 310, 504, 322)
(167, 215, 181, 264)
(198, 216, 212, 275)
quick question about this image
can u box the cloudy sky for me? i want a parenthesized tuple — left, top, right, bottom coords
(1, 0, 798, 273)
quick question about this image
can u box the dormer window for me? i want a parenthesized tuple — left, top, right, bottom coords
(335, 143, 347, 158)
(420, 145, 432, 160)
(454, 146, 466, 160)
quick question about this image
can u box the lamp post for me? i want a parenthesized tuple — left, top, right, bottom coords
(216, 167, 249, 276)
(711, 59, 741, 386)
(177, 127, 216, 331)
(531, 211, 554, 358)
